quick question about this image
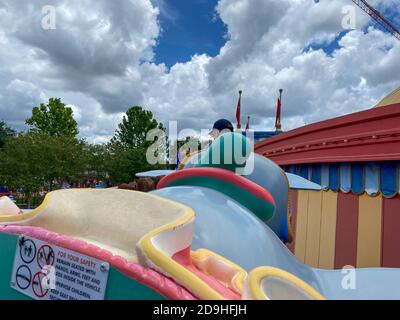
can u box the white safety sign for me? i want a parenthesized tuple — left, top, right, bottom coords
(11, 236, 110, 300)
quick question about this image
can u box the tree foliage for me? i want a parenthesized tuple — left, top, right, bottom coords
(0, 102, 169, 205)
(106, 143, 165, 184)
(112, 106, 164, 149)
(0, 133, 87, 206)
(0, 120, 16, 149)
(107, 106, 167, 183)
(26, 98, 79, 138)
(83, 143, 110, 182)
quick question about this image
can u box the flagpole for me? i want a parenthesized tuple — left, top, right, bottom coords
(236, 90, 242, 131)
(275, 89, 283, 132)
(246, 116, 250, 132)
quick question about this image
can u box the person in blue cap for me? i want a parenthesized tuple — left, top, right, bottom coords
(194, 119, 251, 173)
(208, 119, 234, 139)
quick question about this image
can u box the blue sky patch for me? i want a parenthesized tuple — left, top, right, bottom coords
(153, 0, 227, 67)
(303, 30, 350, 56)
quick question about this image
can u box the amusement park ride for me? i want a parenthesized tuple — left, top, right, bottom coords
(0, 0, 399, 301)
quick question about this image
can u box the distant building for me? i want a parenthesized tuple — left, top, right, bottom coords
(243, 131, 281, 144)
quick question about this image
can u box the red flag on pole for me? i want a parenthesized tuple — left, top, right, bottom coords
(246, 116, 250, 132)
(236, 90, 242, 130)
(275, 89, 283, 131)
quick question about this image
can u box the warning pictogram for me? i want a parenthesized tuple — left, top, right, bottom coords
(15, 265, 32, 290)
(32, 272, 49, 298)
(19, 237, 36, 264)
(11, 236, 109, 300)
(37, 245, 55, 269)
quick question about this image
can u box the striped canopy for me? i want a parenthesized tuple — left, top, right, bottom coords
(282, 161, 399, 198)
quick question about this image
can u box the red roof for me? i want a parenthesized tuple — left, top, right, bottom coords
(255, 103, 400, 165)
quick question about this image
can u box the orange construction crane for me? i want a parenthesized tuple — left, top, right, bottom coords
(351, 0, 400, 40)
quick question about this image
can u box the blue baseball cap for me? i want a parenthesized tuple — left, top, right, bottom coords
(209, 119, 234, 136)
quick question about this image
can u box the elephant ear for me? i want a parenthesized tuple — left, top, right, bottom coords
(157, 167, 276, 223)
(0, 197, 22, 216)
(194, 132, 252, 173)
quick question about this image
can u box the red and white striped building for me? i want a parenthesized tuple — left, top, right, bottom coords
(255, 87, 400, 269)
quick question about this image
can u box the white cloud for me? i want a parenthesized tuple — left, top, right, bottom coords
(0, 0, 398, 142)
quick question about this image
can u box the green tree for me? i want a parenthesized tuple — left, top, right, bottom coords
(0, 134, 43, 207)
(38, 135, 88, 190)
(112, 106, 164, 149)
(108, 106, 167, 183)
(26, 98, 79, 138)
(0, 120, 16, 148)
(0, 133, 87, 207)
(83, 143, 110, 183)
(106, 144, 137, 184)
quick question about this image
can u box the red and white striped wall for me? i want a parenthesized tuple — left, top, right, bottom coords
(287, 190, 400, 269)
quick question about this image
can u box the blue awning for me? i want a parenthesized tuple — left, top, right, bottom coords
(311, 164, 321, 185)
(329, 163, 340, 192)
(340, 163, 351, 193)
(321, 164, 330, 191)
(351, 163, 364, 195)
(136, 170, 175, 178)
(282, 161, 399, 198)
(381, 162, 398, 198)
(285, 173, 322, 191)
(365, 162, 380, 196)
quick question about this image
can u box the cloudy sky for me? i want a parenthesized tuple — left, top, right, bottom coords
(0, 0, 399, 143)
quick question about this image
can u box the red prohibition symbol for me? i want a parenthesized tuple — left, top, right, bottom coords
(32, 272, 49, 298)
(37, 245, 55, 269)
